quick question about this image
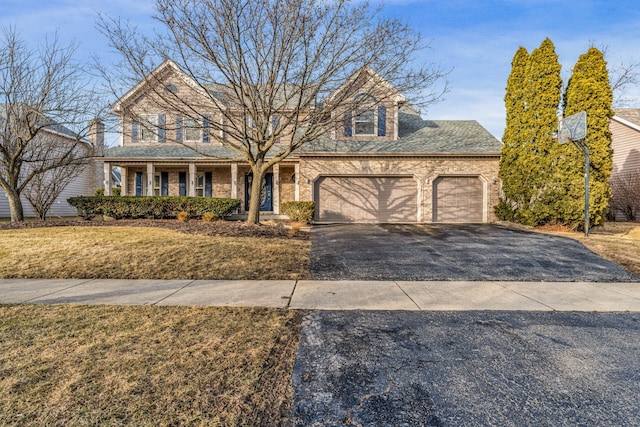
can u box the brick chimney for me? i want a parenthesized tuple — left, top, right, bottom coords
(88, 119, 105, 156)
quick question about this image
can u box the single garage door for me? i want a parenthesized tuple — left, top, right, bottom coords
(434, 176, 484, 223)
(315, 176, 417, 222)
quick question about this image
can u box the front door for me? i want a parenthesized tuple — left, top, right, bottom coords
(245, 173, 273, 211)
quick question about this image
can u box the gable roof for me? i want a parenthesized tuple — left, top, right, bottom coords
(326, 66, 407, 105)
(613, 108, 640, 132)
(112, 59, 216, 113)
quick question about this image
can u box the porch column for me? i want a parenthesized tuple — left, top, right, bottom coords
(120, 167, 128, 196)
(146, 163, 154, 196)
(273, 164, 280, 214)
(189, 163, 196, 197)
(231, 163, 238, 199)
(103, 163, 112, 196)
(294, 163, 300, 201)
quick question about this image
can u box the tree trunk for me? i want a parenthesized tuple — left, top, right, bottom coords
(246, 168, 265, 225)
(6, 188, 25, 222)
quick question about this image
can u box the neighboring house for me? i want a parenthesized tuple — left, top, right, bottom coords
(610, 108, 640, 221)
(0, 121, 102, 218)
(611, 108, 640, 175)
(101, 60, 502, 223)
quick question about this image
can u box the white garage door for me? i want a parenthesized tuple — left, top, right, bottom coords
(434, 176, 484, 223)
(315, 176, 417, 222)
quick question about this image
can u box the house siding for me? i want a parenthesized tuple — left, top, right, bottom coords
(611, 119, 640, 176)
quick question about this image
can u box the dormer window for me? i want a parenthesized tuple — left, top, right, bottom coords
(344, 93, 387, 137)
(355, 109, 375, 135)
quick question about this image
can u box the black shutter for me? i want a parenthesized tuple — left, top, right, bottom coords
(179, 172, 187, 196)
(131, 122, 139, 143)
(378, 106, 386, 136)
(205, 172, 212, 197)
(344, 112, 352, 137)
(135, 172, 143, 196)
(161, 172, 169, 196)
(176, 116, 183, 143)
(203, 115, 210, 142)
(158, 114, 166, 142)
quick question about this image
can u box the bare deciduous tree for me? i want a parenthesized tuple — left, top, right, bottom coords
(610, 171, 640, 221)
(23, 140, 91, 220)
(0, 27, 103, 222)
(98, 0, 448, 224)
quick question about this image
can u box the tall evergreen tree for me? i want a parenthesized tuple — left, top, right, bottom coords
(497, 38, 562, 225)
(556, 47, 614, 228)
(497, 47, 530, 221)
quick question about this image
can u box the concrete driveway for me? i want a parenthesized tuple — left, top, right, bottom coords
(310, 224, 632, 282)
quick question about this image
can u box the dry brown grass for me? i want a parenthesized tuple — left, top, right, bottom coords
(0, 305, 302, 426)
(0, 226, 310, 280)
(534, 222, 640, 279)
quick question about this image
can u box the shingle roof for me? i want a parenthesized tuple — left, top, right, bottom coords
(298, 110, 502, 155)
(614, 108, 640, 126)
(0, 104, 86, 142)
(105, 110, 501, 159)
(105, 144, 241, 159)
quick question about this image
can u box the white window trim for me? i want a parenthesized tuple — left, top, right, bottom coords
(195, 174, 205, 197)
(183, 118, 203, 142)
(153, 173, 161, 196)
(140, 114, 159, 142)
(353, 108, 377, 136)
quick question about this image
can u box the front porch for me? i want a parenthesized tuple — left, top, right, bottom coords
(102, 160, 300, 214)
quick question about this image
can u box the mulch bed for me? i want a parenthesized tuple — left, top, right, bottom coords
(0, 219, 310, 240)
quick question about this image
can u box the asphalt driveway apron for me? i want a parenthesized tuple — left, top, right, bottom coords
(309, 224, 631, 282)
(291, 310, 640, 426)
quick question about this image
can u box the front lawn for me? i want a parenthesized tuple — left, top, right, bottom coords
(0, 220, 310, 280)
(0, 305, 302, 426)
(536, 222, 640, 279)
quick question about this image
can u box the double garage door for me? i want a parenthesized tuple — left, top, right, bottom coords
(314, 175, 484, 223)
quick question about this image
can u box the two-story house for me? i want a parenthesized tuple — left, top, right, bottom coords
(101, 60, 502, 223)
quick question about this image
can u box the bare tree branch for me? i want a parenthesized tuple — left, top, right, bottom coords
(0, 26, 108, 222)
(97, 0, 449, 223)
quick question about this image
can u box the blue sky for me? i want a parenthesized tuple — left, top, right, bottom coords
(2, 0, 640, 139)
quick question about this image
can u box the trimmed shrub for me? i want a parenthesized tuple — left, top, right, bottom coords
(94, 188, 105, 197)
(67, 196, 240, 220)
(281, 201, 315, 224)
(177, 211, 190, 222)
(202, 211, 219, 222)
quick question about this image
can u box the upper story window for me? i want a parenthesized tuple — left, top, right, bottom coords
(184, 118, 202, 142)
(344, 94, 387, 138)
(141, 114, 159, 141)
(176, 115, 210, 143)
(131, 114, 165, 143)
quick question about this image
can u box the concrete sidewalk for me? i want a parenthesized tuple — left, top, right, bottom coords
(1, 278, 639, 311)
